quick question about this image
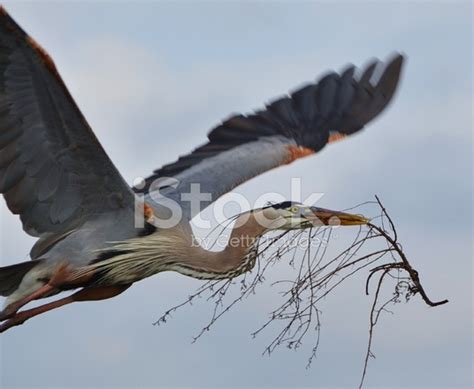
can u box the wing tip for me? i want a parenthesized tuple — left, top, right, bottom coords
(377, 51, 406, 101)
(0, 5, 27, 38)
(0, 6, 59, 75)
(389, 51, 406, 65)
(386, 52, 406, 78)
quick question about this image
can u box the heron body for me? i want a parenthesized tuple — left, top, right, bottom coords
(83, 211, 267, 285)
(0, 6, 404, 332)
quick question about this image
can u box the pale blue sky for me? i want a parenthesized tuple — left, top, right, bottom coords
(0, 1, 472, 388)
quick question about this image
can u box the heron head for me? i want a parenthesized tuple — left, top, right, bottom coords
(259, 201, 369, 230)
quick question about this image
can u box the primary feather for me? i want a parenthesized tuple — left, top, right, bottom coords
(140, 55, 404, 220)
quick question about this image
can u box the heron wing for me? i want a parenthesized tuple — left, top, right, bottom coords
(139, 54, 404, 219)
(0, 8, 134, 247)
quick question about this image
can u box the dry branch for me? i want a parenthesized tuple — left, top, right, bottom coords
(154, 196, 448, 388)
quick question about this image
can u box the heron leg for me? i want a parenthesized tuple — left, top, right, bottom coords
(0, 284, 131, 334)
(0, 262, 75, 322)
(0, 283, 55, 321)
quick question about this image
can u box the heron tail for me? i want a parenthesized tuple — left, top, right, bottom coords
(0, 260, 40, 296)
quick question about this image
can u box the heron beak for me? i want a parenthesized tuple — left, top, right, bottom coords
(306, 206, 369, 226)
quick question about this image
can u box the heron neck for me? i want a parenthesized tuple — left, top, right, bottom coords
(170, 212, 268, 279)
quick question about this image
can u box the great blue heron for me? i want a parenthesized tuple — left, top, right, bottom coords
(0, 7, 403, 333)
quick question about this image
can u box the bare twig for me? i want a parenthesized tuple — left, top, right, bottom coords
(155, 196, 448, 388)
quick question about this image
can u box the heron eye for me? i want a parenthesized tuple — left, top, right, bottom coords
(290, 206, 299, 213)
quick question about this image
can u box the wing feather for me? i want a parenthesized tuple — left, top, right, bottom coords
(0, 7, 134, 252)
(140, 54, 404, 220)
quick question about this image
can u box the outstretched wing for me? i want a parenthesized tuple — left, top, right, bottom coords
(140, 54, 404, 220)
(0, 8, 134, 247)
